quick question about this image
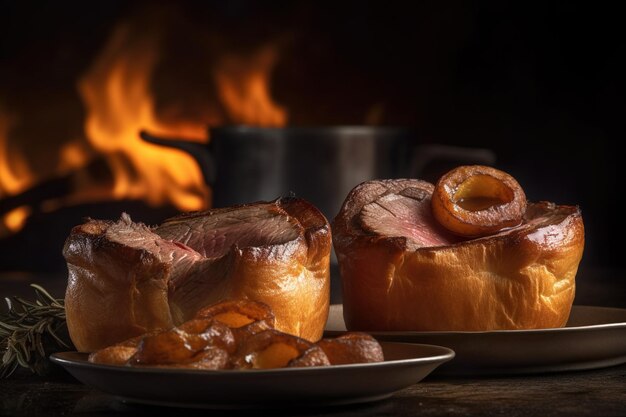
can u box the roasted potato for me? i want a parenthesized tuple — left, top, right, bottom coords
(232, 329, 330, 369)
(317, 333, 384, 365)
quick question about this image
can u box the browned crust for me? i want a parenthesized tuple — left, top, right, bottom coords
(63, 221, 175, 352)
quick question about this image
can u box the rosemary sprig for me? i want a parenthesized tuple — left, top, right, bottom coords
(0, 284, 73, 378)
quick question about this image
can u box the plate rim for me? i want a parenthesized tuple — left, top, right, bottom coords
(326, 304, 626, 336)
(49, 341, 455, 409)
(49, 341, 456, 376)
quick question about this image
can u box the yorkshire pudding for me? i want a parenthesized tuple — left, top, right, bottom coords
(63, 197, 331, 352)
(333, 178, 584, 331)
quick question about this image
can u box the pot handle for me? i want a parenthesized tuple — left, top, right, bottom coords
(139, 131, 216, 185)
(408, 144, 497, 179)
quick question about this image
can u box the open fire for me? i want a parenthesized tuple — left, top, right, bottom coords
(0, 7, 287, 239)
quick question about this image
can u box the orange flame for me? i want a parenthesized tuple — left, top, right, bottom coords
(0, 109, 29, 196)
(77, 22, 208, 212)
(0, 13, 287, 236)
(0, 109, 33, 236)
(215, 45, 287, 126)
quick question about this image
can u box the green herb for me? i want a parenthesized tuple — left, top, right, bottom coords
(0, 284, 72, 378)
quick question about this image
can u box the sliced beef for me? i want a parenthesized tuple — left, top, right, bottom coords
(155, 205, 302, 258)
(359, 189, 458, 248)
(337, 178, 576, 250)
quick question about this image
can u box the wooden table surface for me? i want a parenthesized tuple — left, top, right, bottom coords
(1, 266, 625, 416)
(1, 363, 625, 417)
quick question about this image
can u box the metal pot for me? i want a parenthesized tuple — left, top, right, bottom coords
(140, 126, 495, 222)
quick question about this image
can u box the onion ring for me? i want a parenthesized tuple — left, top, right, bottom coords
(431, 165, 527, 237)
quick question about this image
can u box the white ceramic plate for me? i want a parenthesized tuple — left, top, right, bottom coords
(50, 342, 454, 409)
(325, 305, 626, 375)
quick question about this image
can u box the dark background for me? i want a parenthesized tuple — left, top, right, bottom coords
(0, 1, 623, 271)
